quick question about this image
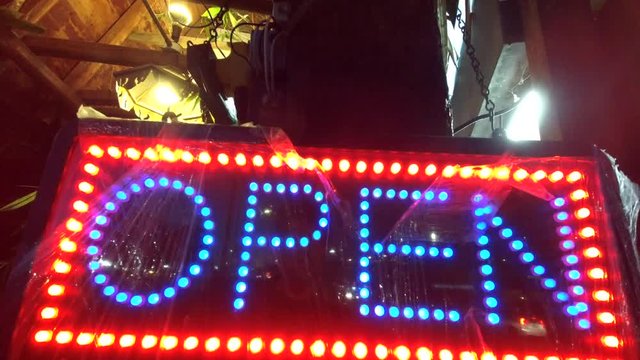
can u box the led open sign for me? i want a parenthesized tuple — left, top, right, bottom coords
(4, 123, 636, 360)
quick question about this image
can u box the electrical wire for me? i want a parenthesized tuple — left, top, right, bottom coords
(230, 21, 267, 68)
(453, 101, 521, 135)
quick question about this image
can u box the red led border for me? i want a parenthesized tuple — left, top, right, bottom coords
(30, 142, 623, 358)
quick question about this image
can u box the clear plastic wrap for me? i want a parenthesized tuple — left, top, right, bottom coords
(1, 121, 638, 360)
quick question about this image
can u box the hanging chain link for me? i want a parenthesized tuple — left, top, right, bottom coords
(455, 9, 496, 131)
(208, 6, 229, 42)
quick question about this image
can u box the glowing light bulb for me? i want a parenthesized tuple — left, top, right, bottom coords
(570, 189, 588, 201)
(154, 83, 180, 106)
(408, 163, 419, 175)
(160, 148, 176, 162)
(588, 268, 605, 279)
(438, 349, 453, 360)
(393, 345, 411, 360)
(205, 337, 220, 352)
(40, 307, 58, 319)
(124, 147, 141, 160)
(59, 238, 77, 253)
(34, 330, 53, 343)
(54, 331, 74, 344)
(442, 165, 456, 178)
(184, 336, 199, 350)
(460, 166, 474, 179)
(227, 337, 242, 352)
(597, 312, 615, 324)
(160, 336, 178, 350)
(217, 153, 230, 165)
(143, 148, 159, 161)
(481, 352, 497, 360)
(494, 167, 510, 180)
(235, 153, 247, 166)
(107, 146, 122, 159)
(310, 340, 326, 357)
(53, 260, 71, 274)
(197, 151, 211, 164)
(375, 344, 388, 359)
(76, 332, 94, 345)
(47, 284, 65, 296)
(460, 351, 476, 360)
(181, 151, 194, 163)
(567, 171, 583, 183)
(575, 207, 591, 219)
(252, 155, 264, 167)
(119, 334, 136, 348)
(338, 159, 350, 172)
(65, 218, 83, 232)
(353, 342, 367, 359)
(168, 2, 193, 25)
(332, 341, 347, 358)
(593, 290, 611, 301)
(513, 169, 528, 181)
(601, 335, 620, 348)
(72, 200, 88, 213)
(270, 155, 283, 168)
(425, 164, 437, 176)
(141, 335, 158, 349)
(78, 181, 94, 194)
(291, 339, 305, 355)
(549, 171, 563, 182)
(97, 333, 115, 347)
(88, 145, 104, 158)
(416, 347, 433, 360)
(390, 162, 402, 174)
(506, 90, 544, 141)
(83, 163, 99, 176)
(478, 167, 492, 179)
(356, 161, 367, 173)
(270, 338, 285, 354)
(579, 227, 596, 238)
(321, 158, 333, 171)
(531, 169, 546, 182)
(372, 161, 384, 174)
(584, 247, 601, 258)
(249, 338, 264, 354)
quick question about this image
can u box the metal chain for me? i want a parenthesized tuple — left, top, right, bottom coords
(455, 9, 496, 131)
(208, 6, 229, 43)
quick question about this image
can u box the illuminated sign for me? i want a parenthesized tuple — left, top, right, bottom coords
(4, 124, 636, 359)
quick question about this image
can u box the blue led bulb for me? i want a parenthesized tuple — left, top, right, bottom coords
(532, 265, 546, 275)
(414, 246, 426, 256)
(236, 282, 247, 293)
(360, 201, 370, 211)
(95, 215, 107, 225)
(360, 304, 370, 316)
(483, 281, 496, 291)
(164, 287, 176, 298)
(476, 222, 487, 231)
(116, 191, 127, 201)
(554, 291, 569, 302)
(359, 272, 370, 283)
(105, 202, 116, 211)
(388, 244, 397, 254)
(418, 308, 429, 320)
(202, 235, 214, 245)
(360, 242, 370, 252)
(204, 220, 214, 230)
(201, 207, 211, 216)
(485, 297, 498, 308)
(89, 261, 100, 271)
(389, 306, 400, 318)
(578, 319, 591, 329)
(360, 214, 370, 224)
(234, 298, 245, 310)
(542, 278, 557, 289)
(556, 211, 569, 221)
(303, 184, 312, 194)
(238, 266, 249, 277)
(552, 198, 566, 208)
(271, 237, 281, 247)
(320, 204, 329, 213)
(521, 252, 534, 263)
(373, 243, 383, 254)
(360, 257, 370, 267)
(374, 305, 385, 317)
(442, 248, 453, 258)
(401, 245, 411, 255)
(276, 183, 286, 193)
(285, 237, 295, 248)
(319, 218, 329, 228)
(478, 249, 490, 260)
(87, 246, 99, 256)
(300, 237, 310, 247)
(244, 222, 254, 232)
(372, 188, 382, 198)
(256, 236, 266, 246)
(178, 277, 190, 288)
(561, 240, 575, 250)
(433, 309, 444, 321)
(359, 228, 369, 239)
(103, 286, 115, 296)
(438, 191, 449, 201)
(425, 191, 435, 201)
(184, 186, 195, 196)
(194, 195, 204, 204)
(189, 264, 201, 276)
(313, 230, 322, 240)
(159, 177, 169, 187)
(94, 274, 106, 284)
(249, 182, 259, 192)
(564, 255, 579, 265)
(148, 293, 160, 305)
(510, 240, 524, 251)
(115, 292, 128, 303)
(487, 313, 500, 325)
(480, 265, 493, 275)
(241, 251, 251, 261)
(403, 307, 414, 319)
(398, 190, 408, 199)
(248, 195, 257, 205)
(429, 247, 439, 257)
(386, 189, 396, 199)
(477, 235, 489, 246)
(411, 191, 422, 200)
(263, 183, 273, 192)
(448, 311, 460, 322)
(571, 286, 585, 295)
(130, 295, 143, 306)
(314, 192, 324, 202)
(360, 288, 370, 298)
(474, 208, 485, 217)
(360, 188, 370, 197)
(89, 230, 102, 240)
(246, 209, 256, 219)
(500, 228, 513, 238)
(567, 270, 581, 280)
(144, 178, 155, 188)
(576, 302, 588, 312)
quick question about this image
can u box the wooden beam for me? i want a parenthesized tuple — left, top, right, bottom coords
(194, 0, 272, 14)
(23, 35, 187, 68)
(519, 0, 562, 141)
(64, 0, 146, 89)
(20, 0, 61, 24)
(0, 30, 81, 112)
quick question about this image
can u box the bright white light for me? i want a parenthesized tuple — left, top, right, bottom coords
(168, 2, 193, 25)
(506, 90, 544, 141)
(154, 83, 180, 107)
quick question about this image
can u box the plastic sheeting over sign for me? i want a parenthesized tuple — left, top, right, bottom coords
(2, 122, 639, 360)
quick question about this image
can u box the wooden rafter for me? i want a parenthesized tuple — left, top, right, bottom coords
(63, 0, 146, 90)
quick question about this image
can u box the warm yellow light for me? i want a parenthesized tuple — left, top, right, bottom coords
(160, 336, 178, 350)
(205, 337, 220, 352)
(40, 307, 58, 319)
(227, 337, 242, 352)
(415, 347, 433, 360)
(270, 338, 285, 354)
(310, 340, 326, 357)
(154, 83, 181, 107)
(119, 334, 136, 348)
(169, 2, 193, 25)
(184, 336, 199, 350)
